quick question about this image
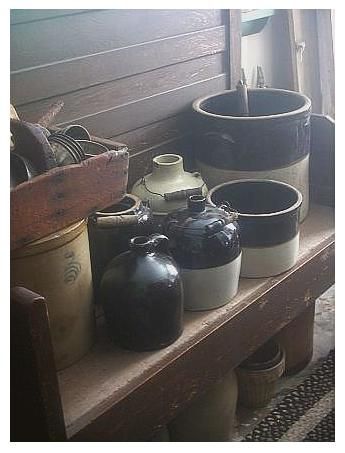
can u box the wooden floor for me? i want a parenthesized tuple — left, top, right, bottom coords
(58, 203, 335, 440)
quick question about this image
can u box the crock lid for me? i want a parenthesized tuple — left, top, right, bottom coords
(165, 195, 237, 236)
(12, 219, 86, 258)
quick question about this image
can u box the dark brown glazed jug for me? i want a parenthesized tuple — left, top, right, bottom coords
(100, 234, 183, 351)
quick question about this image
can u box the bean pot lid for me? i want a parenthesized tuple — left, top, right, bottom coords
(165, 195, 238, 237)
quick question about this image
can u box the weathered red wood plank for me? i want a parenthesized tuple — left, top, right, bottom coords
(11, 149, 128, 250)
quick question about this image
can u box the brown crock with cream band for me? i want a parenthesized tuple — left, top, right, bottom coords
(192, 88, 311, 221)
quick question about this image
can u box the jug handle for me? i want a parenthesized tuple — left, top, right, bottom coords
(92, 215, 139, 228)
(163, 186, 204, 201)
(147, 234, 170, 253)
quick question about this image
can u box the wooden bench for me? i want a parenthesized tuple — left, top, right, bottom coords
(10, 114, 334, 441)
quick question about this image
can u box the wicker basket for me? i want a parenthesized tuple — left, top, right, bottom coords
(236, 346, 285, 408)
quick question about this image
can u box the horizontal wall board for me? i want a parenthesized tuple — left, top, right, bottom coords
(11, 26, 226, 105)
(53, 74, 227, 138)
(11, 9, 223, 71)
(16, 53, 225, 124)
(111, 113, 193, 156)
(10, 9, 89, 25)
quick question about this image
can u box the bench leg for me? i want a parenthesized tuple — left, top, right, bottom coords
(274, 302, 315, 375)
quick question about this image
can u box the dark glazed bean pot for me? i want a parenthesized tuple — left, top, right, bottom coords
(100, 234, 183, 351)
(207, 179, 302, 278)
(88, 194, 154, 303)
(164, 195, 241, 310)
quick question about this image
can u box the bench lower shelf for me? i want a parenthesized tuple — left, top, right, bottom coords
(57, 202, 334, 441)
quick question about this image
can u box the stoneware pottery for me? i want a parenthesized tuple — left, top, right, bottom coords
(11, 219, 95, 370)
(192, 88, 311, 221)
(164, 195, 241, 310)
(207, 179, 302, 278)
(88, 194, 154, 303)
(100, 234, 183, 351)
(131, 154, 208, 218)
(236, 340, 285, 408)
(168, 369, 238, 441)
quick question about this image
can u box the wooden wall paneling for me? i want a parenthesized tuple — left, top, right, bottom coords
(290, 10, 324, 113)
(285, 10, 300, 91)
(11, 9, 223, 70)
(112, 113, 192, 156)
(269, 10, 299, 90)
(11, 26, 226, 105)
(315, 10, 335, 118)
(16, 53, 226, 124)
(11, 9, 229, 147)
(10, 9, 90, 25)
(54, 74, 227, 138)
(227, 10, 242, 88)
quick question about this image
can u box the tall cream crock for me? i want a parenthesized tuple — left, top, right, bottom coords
(11, 219, 95, 370)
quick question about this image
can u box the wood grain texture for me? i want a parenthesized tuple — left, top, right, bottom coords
(268, 10, 299, 91)
(316, 10, 335, 118)
(16, 53, 225, 124)
(11, 150, 128, 250)
(10, 9, 89, 25)
(57, 204, 334, 440)
(54, 75, 227, 138)
(11, 9, 228, 148)
(112, 113, 192, 156)
(11, 9, 223, 70)
(227, 10, 242, 88)
(11, 287, 66, 441)
(285, 10, 300, 91)
(12, 26, 226, 105)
